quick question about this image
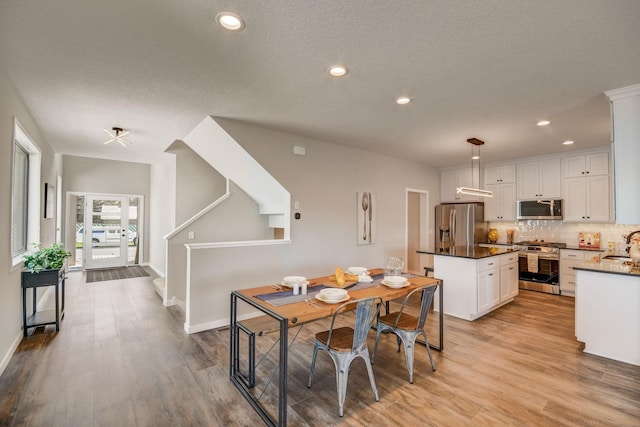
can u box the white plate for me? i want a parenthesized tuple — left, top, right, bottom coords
(283, 275, 306, 283)
(381, 279, 409, 288)
(281, 280, 309, 288)
(315, 293, 350, 304)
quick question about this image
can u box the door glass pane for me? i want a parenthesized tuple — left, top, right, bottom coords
(89, 198, 123, 264)
(128, 197, 139, 264)
(72, 195, 85, 268)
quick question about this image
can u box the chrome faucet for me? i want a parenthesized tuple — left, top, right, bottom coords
(626, 230, 640, 244)
(625, 230, 640, 254)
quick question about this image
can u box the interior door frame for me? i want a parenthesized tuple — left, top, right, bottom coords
(405, 188, 430, 275)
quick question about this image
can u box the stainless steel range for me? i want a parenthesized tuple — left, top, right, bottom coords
(513, 241, 566, 295)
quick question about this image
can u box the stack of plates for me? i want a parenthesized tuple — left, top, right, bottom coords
(281, 276, 308, 288)
(381, 275, 409, 288)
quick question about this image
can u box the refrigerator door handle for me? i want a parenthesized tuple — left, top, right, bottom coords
(450, 208, 456, 245)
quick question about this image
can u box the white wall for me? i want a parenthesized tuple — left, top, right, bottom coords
(149, 155, 176, 275)
(62, 155, 151, 263)
(0, 68, 60, 374)
(175, 118, 440, 331)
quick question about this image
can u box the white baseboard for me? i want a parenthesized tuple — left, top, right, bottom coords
(183, 310, 265, 334)
(0, 332, 23, 377)
(142, 262, 165, 278)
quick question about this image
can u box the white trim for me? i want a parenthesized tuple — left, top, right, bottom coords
(605, 83, 640, 101)
(11, 118, 41, 267)
(0, 332, 23, 377)
(184, 310, 265, 334)
(184, 239, 291, 250)
(164, 185, 230, 240)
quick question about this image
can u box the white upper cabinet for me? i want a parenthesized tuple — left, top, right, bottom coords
(562, 152, 610, 222)
(484, 164, 516, 184)
(563, 152, 609, 178)
(441, 168, 477, 202)
(517, 159, 561, 199)
(485, 182, 516, 221)
(606, 84, 640, 224)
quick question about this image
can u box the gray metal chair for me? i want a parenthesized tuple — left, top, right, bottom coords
(372, 284, 437, 383)
(307, 296, 382, 417)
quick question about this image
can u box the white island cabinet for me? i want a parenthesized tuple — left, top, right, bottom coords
(434, 252, 518, 321)
(575, 267, 640, 366)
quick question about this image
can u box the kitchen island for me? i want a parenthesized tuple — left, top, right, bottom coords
(574, 258, 640, 366)
(418, 246, 519, 320)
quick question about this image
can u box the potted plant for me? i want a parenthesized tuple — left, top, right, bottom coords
(23, 243, 71, 273)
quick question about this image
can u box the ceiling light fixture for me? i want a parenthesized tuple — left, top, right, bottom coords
(396, 97, 411, 105)
(457, 137, 493, 198)
(563, 140, 574, 145)
(104, 127, 131, 147)
(537, 120, 551, 126)
(328, 65, 348, 77)
(216, 12, 245, 31)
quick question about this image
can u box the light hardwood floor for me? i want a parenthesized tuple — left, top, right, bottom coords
(0, 271, 638, 426)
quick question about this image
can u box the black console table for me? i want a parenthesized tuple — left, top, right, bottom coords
(21, 269, 65, 337)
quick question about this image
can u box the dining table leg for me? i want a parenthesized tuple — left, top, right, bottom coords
(229, 292, 289, 427)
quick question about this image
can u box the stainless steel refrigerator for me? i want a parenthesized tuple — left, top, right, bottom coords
(435, 202, 487, 251)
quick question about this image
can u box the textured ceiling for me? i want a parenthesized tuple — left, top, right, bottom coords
(1, 1, 639, 167)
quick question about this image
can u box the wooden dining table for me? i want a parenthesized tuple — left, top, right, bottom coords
(229, 268, 443, 427)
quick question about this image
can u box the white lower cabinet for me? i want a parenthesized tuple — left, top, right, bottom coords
(478, 263, 500, 313)
(500, 253, 519, 301)
(560, 250, 602, 296)
(434, 253, 518, 321)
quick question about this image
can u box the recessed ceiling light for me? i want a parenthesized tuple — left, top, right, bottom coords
(471, 155, 480, 160)
(216, 12, 245, 31)
(396, 97, 411, 105)
(328, 65, 348, 77)
(537, 120, 551, 126)
(563, 140, 574, 145)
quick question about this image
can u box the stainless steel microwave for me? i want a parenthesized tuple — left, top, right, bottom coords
(516, 199, 563, 220)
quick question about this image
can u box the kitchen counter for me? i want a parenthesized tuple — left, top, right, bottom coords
(574, 258, 640, 277)
(575, 262, 640, 366)
(418, 246, 516, 260)
(563, 246, 606, 252)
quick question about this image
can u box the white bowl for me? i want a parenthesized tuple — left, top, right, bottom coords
(347, 266, 368, 275)
(319, 288, 348, 300)
(383, 275, 407, 286)
(283, 276, 306, 285)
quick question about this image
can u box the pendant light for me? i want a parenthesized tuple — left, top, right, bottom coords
(456, 138, 493, 198)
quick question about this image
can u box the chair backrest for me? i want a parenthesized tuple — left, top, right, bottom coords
(326, 296, 382, 351)
(395, 284, 438, 331)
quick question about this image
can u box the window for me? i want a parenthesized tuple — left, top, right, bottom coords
(11, 144, 28, 255)
(11, 119, 41, 266)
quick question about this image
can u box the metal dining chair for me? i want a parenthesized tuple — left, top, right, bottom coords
(372, 284, 437, 383)
(307, 296, 383, 417)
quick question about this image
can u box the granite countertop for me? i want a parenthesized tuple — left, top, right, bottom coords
(574, 258, 640, 277)
(417, 246, 516, 260)
(562, 246, 606, 252)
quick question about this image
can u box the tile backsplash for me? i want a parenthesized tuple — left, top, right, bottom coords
(488, 221, 640, 252)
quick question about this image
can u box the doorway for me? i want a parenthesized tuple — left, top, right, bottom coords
(68, 192, 142, 270)
(406, 189, 430, 274)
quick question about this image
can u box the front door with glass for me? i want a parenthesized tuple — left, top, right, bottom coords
(84, 195, 129, 269)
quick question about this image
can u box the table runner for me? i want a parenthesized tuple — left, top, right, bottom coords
(255, 273, 416, 306)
